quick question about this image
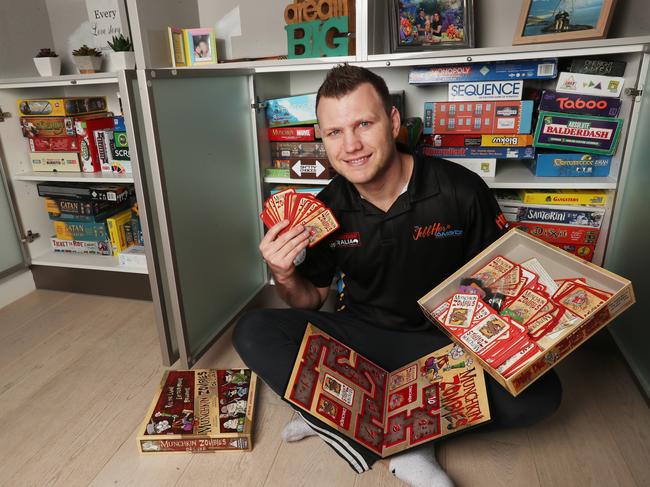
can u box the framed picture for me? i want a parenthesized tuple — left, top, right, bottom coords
(513, 0, 617, 45)
(184, 28, 218, 66)
(389, 0, 475, 53)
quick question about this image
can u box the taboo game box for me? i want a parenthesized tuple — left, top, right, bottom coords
(137, 369, 257, 453)
(285, 324, 491, 457)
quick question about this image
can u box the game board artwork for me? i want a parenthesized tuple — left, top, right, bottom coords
(285, 324, 491, 457)
(382, 343, 491, 457)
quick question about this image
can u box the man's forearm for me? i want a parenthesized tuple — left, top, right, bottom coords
(274, 272, 324, 309)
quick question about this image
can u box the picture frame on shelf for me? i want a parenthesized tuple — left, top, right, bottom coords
(389, 0, 474, 53)
(513, 0, 617, 45)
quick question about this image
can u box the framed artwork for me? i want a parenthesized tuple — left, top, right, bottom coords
(513, 0, 617, 45)
(389, 0, 475, 52)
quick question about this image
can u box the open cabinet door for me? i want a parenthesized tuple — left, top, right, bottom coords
(134, 69, 266, 368)
(0, 154, 28, 279)
(605, 54, 650, 400)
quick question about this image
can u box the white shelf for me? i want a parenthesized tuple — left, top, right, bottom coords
(0, 72, 119, 89)
(484, 160, 618, 189)
(14, 171, 134, 183)
(30, 249, 148, 274)
(264, 176, 332, 185)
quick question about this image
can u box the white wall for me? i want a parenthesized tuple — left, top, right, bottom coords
(0, 1, 54, 78)
(0, 270, 35, 310)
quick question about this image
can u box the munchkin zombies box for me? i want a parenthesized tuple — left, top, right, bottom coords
(137, 369, 257, 454)
(285, 324, 490, 457)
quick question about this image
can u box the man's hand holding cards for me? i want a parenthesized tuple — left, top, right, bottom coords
(260, 189, 339, 248)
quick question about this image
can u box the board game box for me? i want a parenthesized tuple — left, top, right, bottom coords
(525, 153, 612, 177)
(517, 189, 607, 206)
(17, 97, 107, 117)
(268, 127, 315, 141)
(265, 94, 317, 128)
(418, 229, 634, 395)
(29, 152, 81, 172)
(567, 58, 626, 77)
(421, 145, 535, 159)
(29, 135, 82, 152)
(423, 134, 534, 148)
(556, 72, 625, 98)
(423, 101, 534, 135)
(538, 90, 621, 118)
(496, 199, 605, 229)
(448, 80, 524, 101)
(409, 59, 557, 85)
(285, 324, 490, 457)
(20, 113, 111, 138)
(137, 369, 257, 454)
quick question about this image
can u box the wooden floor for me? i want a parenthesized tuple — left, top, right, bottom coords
(0, 290, 649, 487)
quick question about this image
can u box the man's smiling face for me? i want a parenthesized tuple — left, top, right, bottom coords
(317, 82, 401, 186)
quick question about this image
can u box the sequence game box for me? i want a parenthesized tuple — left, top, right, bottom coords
(137, 369, 257, 454)
(285, 324, 490, 457)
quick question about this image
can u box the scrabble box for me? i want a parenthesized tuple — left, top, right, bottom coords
(418, 229, 634, 396)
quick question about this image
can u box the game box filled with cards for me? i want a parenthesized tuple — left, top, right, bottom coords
(137, 369, 257, 453)
(418, 229, 634, 396)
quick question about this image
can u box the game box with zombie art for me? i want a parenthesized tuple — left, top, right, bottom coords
(285, 324, 491, 457)
(137, 369, 257, 454)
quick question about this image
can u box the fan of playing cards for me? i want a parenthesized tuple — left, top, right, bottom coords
(260, 189, 340, 247)
(430, 255, 612, 378)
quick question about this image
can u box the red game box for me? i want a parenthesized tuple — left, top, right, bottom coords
(75, 116, 115, 172)
(29, 135, 82, 152)
(510, 221, 600, 245)
(137, 369, 257, 454)
(423, 101, 534, 135)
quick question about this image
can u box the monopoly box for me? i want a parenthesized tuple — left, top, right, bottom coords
(424, 101, 534, 135)
(409, 59, 558, 85)
(556, 72, 625, 98)
(137, 369, 257, 453)
(525, 153, 612, 177)
(418, 229, 634, 396)
(533, 111, 622, 155)
(538, 90, 621, 118)
(265, 94, 317, 127)
(30, 152, 81, 172)
(17, 97, 107, 117)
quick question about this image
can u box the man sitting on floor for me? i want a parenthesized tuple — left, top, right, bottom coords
(233, 64, 562, 487)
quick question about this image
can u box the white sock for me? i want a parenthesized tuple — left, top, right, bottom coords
(281, 415, 317, 442)
(388, 447, 454, 487)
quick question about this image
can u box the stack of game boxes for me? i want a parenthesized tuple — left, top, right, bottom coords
(529, 58, 626, 178)
(37, 182, 144, 259)
(265, 93, 335, 182)
(494, 189, 608, 262)
(411, 59, 557, 178)
(18, 97, 132, 174)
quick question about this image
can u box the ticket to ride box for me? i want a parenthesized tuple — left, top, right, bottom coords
(418, 229, 634, 396)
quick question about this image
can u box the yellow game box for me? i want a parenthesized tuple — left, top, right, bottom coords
(17, 97, 107, 117)
(518, 189, 608, 206)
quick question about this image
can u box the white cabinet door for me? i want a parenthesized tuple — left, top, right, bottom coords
(0, 155, 27, 279)
(605, 53, 650, 400)
(134, 69, 266, 368)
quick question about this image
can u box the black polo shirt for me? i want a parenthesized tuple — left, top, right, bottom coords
(297, 152, 508, 331)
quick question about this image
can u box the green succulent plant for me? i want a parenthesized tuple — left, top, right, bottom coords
(108, 34, 133, 52)
(72, 45, 102, 57)
(35, 48, 58, 58)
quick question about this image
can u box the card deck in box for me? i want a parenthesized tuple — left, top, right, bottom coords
(137, 369, 257, 453)
(418, 229, 634, 396)
(30, 152, 81, 172)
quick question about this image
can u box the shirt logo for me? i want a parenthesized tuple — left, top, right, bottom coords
(413, 223, 463, 241)
(330, 232, 361, 249)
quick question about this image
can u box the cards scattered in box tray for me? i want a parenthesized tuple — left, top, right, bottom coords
(260, 188, 339, 247)
(432, 255, 611, 378)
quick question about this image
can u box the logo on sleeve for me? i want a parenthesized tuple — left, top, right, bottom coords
(330, 232, 361, 248)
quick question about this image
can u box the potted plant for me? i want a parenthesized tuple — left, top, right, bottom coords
(108, 34, 135, 70)
(72, 45, 103, 74)
(33, 48, 61, 77)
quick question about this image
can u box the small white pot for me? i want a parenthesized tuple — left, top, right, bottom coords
(108, 51, 136, 70)
(33, 57, 61, 77)
(73, 55, 103, 74)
